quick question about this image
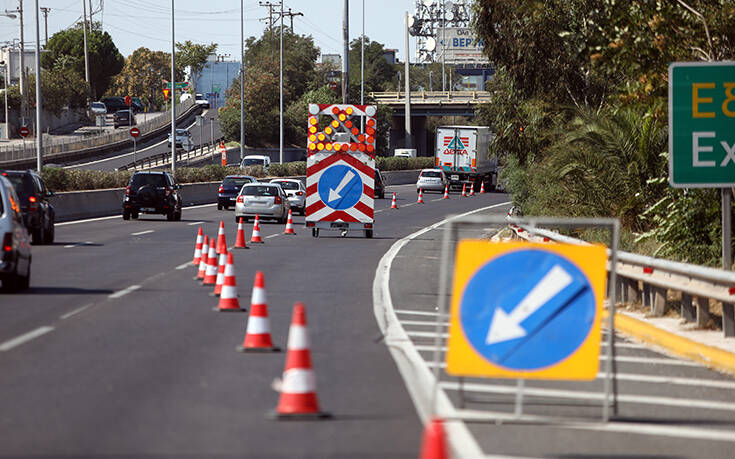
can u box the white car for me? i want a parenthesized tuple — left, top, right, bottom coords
(270, 178, 306, 215)
(235, 182, 290, 223)
(167, 128, 192, 148)
(416, 168, 448, 193)
(240, 155, 271, 171)
(194, 93, 210, 109)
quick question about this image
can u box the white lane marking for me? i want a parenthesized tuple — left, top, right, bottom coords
(0, 326, 55, 351)
(56, 203, 217, 226)
(265, 234, 280, 239)
(60, 305, 92, 320)
(403, 203, 415, 207)
(431, 198, 444, 202)
(175, 262, 192, 270)
(64, 241, 95, 248)
(394, 309, 447, 317)
(441, 381, 735, 412)
(187, 221, 206, 226)
(109, 285, 141, 299)
(63, 244, 76, 248)
(65, 138, 168, 168)
(375, 209, 384, 213)
(372, 200, 512, 459)
(131, 230, 154, 236)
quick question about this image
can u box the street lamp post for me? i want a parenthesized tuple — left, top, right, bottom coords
(279, 0, 284, 164)
(171, 0, 176, 173)
(33, 0, 41, 171)
(0, 61, 8, 139)
(240, 0, 245, 162)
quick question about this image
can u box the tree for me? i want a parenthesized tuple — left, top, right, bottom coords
(42, 22, 124, 100)
(347, 37, 397, 94)
(176, 40, 217, 92)
(107, 47, 176, 110)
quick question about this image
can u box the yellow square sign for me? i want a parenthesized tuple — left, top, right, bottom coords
(445, 240, 607, 380)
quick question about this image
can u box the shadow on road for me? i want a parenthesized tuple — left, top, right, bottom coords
(21, 286, 115, 295)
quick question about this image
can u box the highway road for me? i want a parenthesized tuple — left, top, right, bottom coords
(2, 183, 735, 458)
(65, 108, 221, 172)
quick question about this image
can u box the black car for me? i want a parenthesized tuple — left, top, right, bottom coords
(0, 170, 55, 244)
(0, 175, 32, 291)
(113, 110, 136, 128)
(123, 171, 182, 221)
(218, 175, 257, 210)
(101, 97, 129, 114)
(374, 169, 385, 199)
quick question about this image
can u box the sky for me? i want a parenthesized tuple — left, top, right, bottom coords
(0, 0, 419, 63)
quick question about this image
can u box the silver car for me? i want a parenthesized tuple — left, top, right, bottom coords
(235, 183, 291, 223)
(416, 168, 448, 193)
(270, 179, 306, 215)
(0, 175, 31, 291)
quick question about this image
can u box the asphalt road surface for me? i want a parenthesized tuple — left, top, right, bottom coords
(0, 184, 510, 458)
(66, 108, 221, 171)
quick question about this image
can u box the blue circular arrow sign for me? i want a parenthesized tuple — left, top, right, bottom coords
(318, 164, 363, 210)
(460, 249, 596, 370)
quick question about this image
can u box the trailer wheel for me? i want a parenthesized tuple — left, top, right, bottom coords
(365, 229, 373, 239)
(312, 228, 319, 238)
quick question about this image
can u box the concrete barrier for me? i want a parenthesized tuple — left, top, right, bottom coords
(52, 170, 421, 222)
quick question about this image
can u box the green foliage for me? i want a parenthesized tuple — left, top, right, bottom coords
(348, 37, 398, 92)
(376, 156, 434, 171)
(107, 47, 175, 110)
(176, 41, 217, 92)
(42, 23, 124, 99)
(284, 86, 339, 147)
(41, 167, 131, 192)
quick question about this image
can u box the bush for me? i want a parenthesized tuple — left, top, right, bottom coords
(376, 156, 434, 171)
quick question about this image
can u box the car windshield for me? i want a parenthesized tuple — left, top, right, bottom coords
(242, 158, 266, 167)
(131, 174, 166, 188)
(195, 94, 205, 100)
(273, 181, 299, 190)
(422, 171, 442, 178)
(223, 177, 252, 188)
(176, 129, 189, 136)
(241, 186, 278, 197)
(2, 173, 33, 201)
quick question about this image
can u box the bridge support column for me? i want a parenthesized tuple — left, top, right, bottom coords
(389, 115, 427, 156)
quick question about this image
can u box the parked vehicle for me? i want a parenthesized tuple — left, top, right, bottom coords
(122, 171, 182, 221)
(194, 93, 210, 109)
(90, 101, 107, 115)
(270, 178, 306, 215)
(416, 168, 448, 193)
(435, 125, 497, 191)
(0, 170, 55, 244)
(113, 110, 136, 128)
(101, 97, 129, 114)
(0, 175, 31, 291)
(235, 183, 290, 223)
(167, 128, 192, 148)
(218, 175, 257, 210)
(131, 97, 145, 113)
(374, 169, 385, 199)
(394, 148, 417, 158)
(240, 155, 271, 171)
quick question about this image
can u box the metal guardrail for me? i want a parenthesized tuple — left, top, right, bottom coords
(117, 136, 224, 171)
(0, 99, 197, 163)
(508, 222, 735, 338)
(368, 90, 492, 104)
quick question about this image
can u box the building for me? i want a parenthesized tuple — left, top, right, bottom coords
(0, 46, 43, 85)
(321, 54, 341, 67)
(383, 49, 398, 65)
(193, 55, 241, 110)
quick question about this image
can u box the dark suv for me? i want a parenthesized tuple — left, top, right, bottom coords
(123, 171, 182, 221)
(0, 170, 55, 244)
(101, 97, 129, 114)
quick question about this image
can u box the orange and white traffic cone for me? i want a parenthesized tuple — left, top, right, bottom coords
(215, 252, 244, 312)
(212, 248, 227, 296)
(419, 417, 449, 459)
(215, 220, 227, 254)
(461, 184, 467, 197)
(192, 227, 203, 265)
(234, 217, 248, 249)
(417, 189, 424, 204)
(273, 302, 330, 419)
(480, 181, 486, 194)
(284, 209, 296, 235)
(442, 185, 450, 199)
(391, 192, 398, 209)
(196, 235, 209, 280)
(469, 185, 475, 197)
(202, 244, 218, 285)
(250, 214, 264, 243)
(237, 271, 279, 352)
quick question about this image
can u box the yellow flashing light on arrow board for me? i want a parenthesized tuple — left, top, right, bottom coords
(445, 240, 607, 380)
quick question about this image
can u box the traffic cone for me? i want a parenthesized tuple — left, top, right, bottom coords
(284, 209, 296, 235)
(250, 214, 264, 243)
(215, 252, 244, 312)
(202, 244, 218, 285)
(469, 185, 475, 197)
(212, 249, 227, 296)
(234, 217, 248, 249)
(442, 185, 450, 199)
(237, 271, 280, 352)
(272, 302, 330, 419)
(419, 417, 449, 459)
(196, 235, 209, 280)
(480, 181, 486, 193)
(391, 193, 398, 209)
(417, 189, 424, 204)
(192, 227, 203, 265)
(216, 220, 227, 254)
(461, 184, 467, 197)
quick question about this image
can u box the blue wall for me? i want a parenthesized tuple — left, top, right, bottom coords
(194, 61, 241, 109)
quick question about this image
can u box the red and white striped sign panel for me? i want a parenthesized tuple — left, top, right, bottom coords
(306, 151, 375, 223)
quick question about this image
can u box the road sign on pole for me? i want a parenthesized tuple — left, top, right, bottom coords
(445, 240, 607, 380)
(669, 62, 735, 188)
(19, 126, 30, 138)
(129, 127, 140, 139)
(124, 95, 132, 107)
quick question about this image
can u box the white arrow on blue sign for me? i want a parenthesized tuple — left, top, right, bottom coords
(318, 164, 363, 210)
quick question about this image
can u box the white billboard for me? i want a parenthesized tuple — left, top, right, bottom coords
(436, 27, 488, 64)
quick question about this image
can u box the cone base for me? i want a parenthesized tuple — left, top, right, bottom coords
(250, 241, 264, 244)
(213, 307, 247, 312)
(233, 245, 249, 249)
(268, 410, 331, 420)
(284, 232, 296, 235)
(237, 345, 281, 353)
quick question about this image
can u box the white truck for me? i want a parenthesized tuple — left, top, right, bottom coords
(434, 125, 497, 191)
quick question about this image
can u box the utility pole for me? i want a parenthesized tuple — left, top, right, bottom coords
(171, 0, 176, 174)
(16, 1, 25, 125)
(240, 0, 245, 160)
(279, 0, 283, 164)
(82, 0, 90, 99)
(34, 0, 42, 171)
(283, 8, 303, 32)
(404, 11, 412, 150)
(88, 0, 93, 24)
(40, 7, 49, 46)
(259, 1, 278, 29)
(342, 0, 348, 104)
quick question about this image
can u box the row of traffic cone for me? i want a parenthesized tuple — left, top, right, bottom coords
(386, 183, 487, 209)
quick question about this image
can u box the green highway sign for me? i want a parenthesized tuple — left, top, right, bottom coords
(164, 81, 189, 89)
(669, 62, 735, 187)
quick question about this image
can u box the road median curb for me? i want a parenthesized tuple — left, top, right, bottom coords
(608, 310, 735, 376)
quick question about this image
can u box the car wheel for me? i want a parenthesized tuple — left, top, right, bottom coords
(223, 205, 229, 210)
(217, 203, 223, 210)
(122, 210, 130, 220)
(132, 211, 139, 219)
(43, 223, 55, 244)
(166, 211, 175, 221)
(175, 210, 182, 221)
(379, 192, 385, 199)
(31, 227, 43, 245)
(19, 261, 30, 290)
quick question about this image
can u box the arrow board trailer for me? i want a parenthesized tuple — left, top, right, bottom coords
(306, 104, 378, 238)
(435, 125, 497, 192)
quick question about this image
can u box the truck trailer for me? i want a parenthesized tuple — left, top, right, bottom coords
(434, 125, 497, 191)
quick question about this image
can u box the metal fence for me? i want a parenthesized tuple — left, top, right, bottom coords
(509, 222, 735, 338)
(117, 135, 224, 171)
(0, 99, 197, 163)
(368, 90, 492, 104)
